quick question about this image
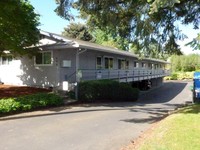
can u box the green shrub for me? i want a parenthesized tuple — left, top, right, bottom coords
(78, 80, 139, 102)
(165, 71, 194, 80)
(170, 73, 178, 80)
(0, 93, 63, 114)
(67, 91, 75, 99)
(164, 76, 172, 80)
(0, 98, 21, 113)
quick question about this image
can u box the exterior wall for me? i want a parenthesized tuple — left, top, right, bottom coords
(0, 59, 23, 85)
(19, 55, 59, 88)
(0, 48, 78, 90)
(78, 49, 138, 81)
(0, 50, 61, 88)
(0, 46, 169, 90)
(56, 48, 77, 84)
(77, 49, 169, 82)
(79, 49, 137, 70)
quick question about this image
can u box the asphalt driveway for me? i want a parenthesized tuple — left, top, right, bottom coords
(0, 80, 193, 150)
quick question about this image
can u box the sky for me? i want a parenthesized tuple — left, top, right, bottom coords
(30, 0, 79, 34)
(30, 0, 199, 55)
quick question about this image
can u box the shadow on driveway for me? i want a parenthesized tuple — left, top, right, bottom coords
(0, 81, 191, 123)
(139, 81, 188, 104)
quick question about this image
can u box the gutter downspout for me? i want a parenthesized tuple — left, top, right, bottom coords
(75, 48, 79, 100)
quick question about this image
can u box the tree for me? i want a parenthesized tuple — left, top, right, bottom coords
(0, 0, 40, 56)
(55, 0, 200, 56)
(62, 23, 130, 50)
(92, 29, 129, 50)
(186, 33, 200, 50)
(62, 22, 93, 41)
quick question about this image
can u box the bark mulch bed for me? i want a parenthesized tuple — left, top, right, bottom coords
(0, 84, 51, 99)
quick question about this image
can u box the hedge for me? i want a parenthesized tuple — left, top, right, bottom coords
(0, 93, 63, 114)
(78, 80, 139, 102)
(164, 71, 194, 80)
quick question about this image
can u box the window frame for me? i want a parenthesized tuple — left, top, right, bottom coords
(104, 56, 114, 69)
(141, 62, 145, 68)
(134, 61, 139, 68)
(118, 58, 124, 69)
(118, 58, 129, 70)
(96, 56, 102, 69)
(125, 59, 129, 69)
(34, 51, 53, 66)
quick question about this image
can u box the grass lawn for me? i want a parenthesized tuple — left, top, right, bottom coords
(136, 104, 200, 150)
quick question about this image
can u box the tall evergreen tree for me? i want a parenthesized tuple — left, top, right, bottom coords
(62, 22, 93, 41)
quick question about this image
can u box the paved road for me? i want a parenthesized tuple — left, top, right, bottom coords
(0, 80, 193, 150)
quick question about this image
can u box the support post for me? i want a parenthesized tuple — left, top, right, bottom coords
(75, 49, 79, 100)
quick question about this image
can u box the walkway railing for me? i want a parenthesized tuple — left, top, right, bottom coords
(79, 69, 170, 82)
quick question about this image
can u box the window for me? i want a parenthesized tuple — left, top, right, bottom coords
(104, 57, 113, 69)
(0, 56, 13, 65)
(148, 63, 152, 69)
(96, 57, 102, 69)
(152, 64, 154, 69)
(125, 60, 129, 69)
(118, 59, 129, 69)
(118, 59, 124, 69)
(35, 52, 52, 65)
(142, 62, 145, 68)
(134, 61, 139, 68)
(154, 64, 158, 69)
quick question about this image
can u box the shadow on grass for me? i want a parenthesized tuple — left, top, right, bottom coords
(175, 104, 200, 114)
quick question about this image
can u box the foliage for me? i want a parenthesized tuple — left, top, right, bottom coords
(148, 0, 181, 14)
(0, 0, 40, 56)
(165, 72, 194, 80)
(92, 28, 130, 50)
(186, 33, 200, 50)
(0, 93, 63, 114)
(62, 23, 130, 50)
(167, 54, 200, 80)
(129, 40, 174, 60)
(78, 80, 139, 102)
(62, 22, 94, 41)
(55, 0, 200, 56)
(137, 104, 200, 150)
(170, 72, 178, 80)
(54, 0, 74, 20)
(170, 54, 200, 72)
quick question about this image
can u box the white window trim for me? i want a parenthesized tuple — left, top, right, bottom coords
(34, 51, 53, 66)
(104, 56, 114, 69)
(118, 58, 124, 69)
(134, 61, 139, 68)
(96, 56, 103, 69)
(125, 59, 129, 69)
(118, 58, 129, 70)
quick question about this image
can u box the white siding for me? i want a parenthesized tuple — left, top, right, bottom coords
(0, 59, 23, 85)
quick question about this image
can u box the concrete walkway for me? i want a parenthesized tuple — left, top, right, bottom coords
(0, 80, 192, 150)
